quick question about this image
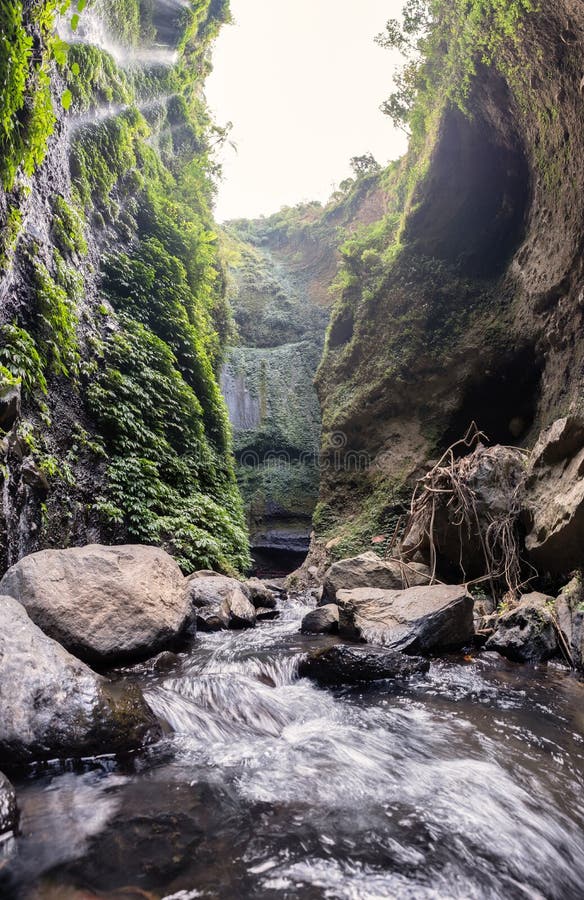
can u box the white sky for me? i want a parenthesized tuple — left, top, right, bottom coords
(206, 0, 408, 222)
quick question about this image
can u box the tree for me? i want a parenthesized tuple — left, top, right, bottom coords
(350, 154, 381, 178)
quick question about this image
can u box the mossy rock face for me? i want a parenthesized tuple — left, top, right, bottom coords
(0, 0, 249, 576)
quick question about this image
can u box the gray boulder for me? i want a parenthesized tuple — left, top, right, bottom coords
(524, 416, 584, 574)
(301, 604, 339, 635)
(298, 644, 429, 686)
(0, 772, 18, 836)
(244, 578, 277, 609)
(228, 587, 257, 629)
(186, 574, 256, 630)
(337, 584, 474, 652)
(0, 595, 160, 764)
(0, 544, 190, 664)
(321, 552, 431, 604)
(486, 593, 559, 663)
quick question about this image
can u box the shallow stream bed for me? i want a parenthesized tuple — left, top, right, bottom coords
(3, 597, 584, 899)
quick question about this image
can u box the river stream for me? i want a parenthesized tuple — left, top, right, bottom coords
(3, 595, 584, 899)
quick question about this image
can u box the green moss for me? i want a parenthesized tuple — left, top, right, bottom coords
(87, 316, 249, 573)
(33, 257, 80, 378)
(52, 195, 88, 257)
(0, 205, 23, 271)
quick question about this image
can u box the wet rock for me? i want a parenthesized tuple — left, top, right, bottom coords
(301, 604, 339, 634)
(524, 416, 584, 574)
(20, 457, 49, 494)
(187, 574, 257, 630)
(0, 596, 160, 764)
(0, 544, 189, 665)
(554, 575, 584, 669)
(0, 772, 18, 836)
(228, 587, 257, 629)
(486, 593, 558, 663)
(321, 552, 431, 604)
(337, 584, 474, 652)
(298, 644, 429, 686)
(0, 383, 20, 432)
(255, 607, 280, 621)
(244, 578, 277, 609)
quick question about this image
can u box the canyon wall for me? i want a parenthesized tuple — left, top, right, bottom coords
(312, 0, 584, 568)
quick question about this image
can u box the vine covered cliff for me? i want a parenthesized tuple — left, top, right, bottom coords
(0, 0, 250, 574)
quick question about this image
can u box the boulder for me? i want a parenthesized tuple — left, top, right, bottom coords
(523, 416, 584, 574)
(255, 607, 280, 622)
(401, 445, 526, 579)
(298, 645, 429, 686)
(0, 772, 18, 836)
(554, 575, 584, 669)
(244, 577, 277, 609)
(486, 593, 558, 663)
(301, 604, 339, 635)
(227, 587, 257, 629)
(0, 544, 190, 665)
(186, 574, 256, 630)
(337, 584, 474, 652)
(0, 596, 160, 765)
(321, 552, 431, 604)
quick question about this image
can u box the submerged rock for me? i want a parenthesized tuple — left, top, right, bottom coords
(301, 604, 339, 634)
(0, 772, 18, 836)
(524, 416, 584, 575)
(337, 584, 474, 652)
(0, 544, 190, 665)
(298, 644, 429, 686)
(0, 595, 160, 765)
(486, 592, 558, 663)
(255, 607, 280, 622)
(321, 552, 431, 604)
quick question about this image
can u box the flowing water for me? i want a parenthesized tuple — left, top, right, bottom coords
(3, 596, 584, 900)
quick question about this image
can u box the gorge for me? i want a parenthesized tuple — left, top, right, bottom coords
(2, 0, 584, 897)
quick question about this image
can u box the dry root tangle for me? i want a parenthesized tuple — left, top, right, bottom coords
(390, 423, 535, 601)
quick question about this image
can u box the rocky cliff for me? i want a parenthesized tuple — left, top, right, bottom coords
(0, 0, 250, 575)
(312, 0, 584, 569)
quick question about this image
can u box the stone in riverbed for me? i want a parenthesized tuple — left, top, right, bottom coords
(0, 595, 160, 765)
(321, 552, 431, 604)
(337, 584, 474, 652)
(0, 772, 18, 836)
(301, 604, 339, 634)
(244, 577, 277, 609)
(228, 587, 257, 629)
(298, 644, 429, 686)
(256, 607, 280, 621)
(0, 544, 190, 665)
(186, 574, 256, 630)
(485, 592, 558, 663)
